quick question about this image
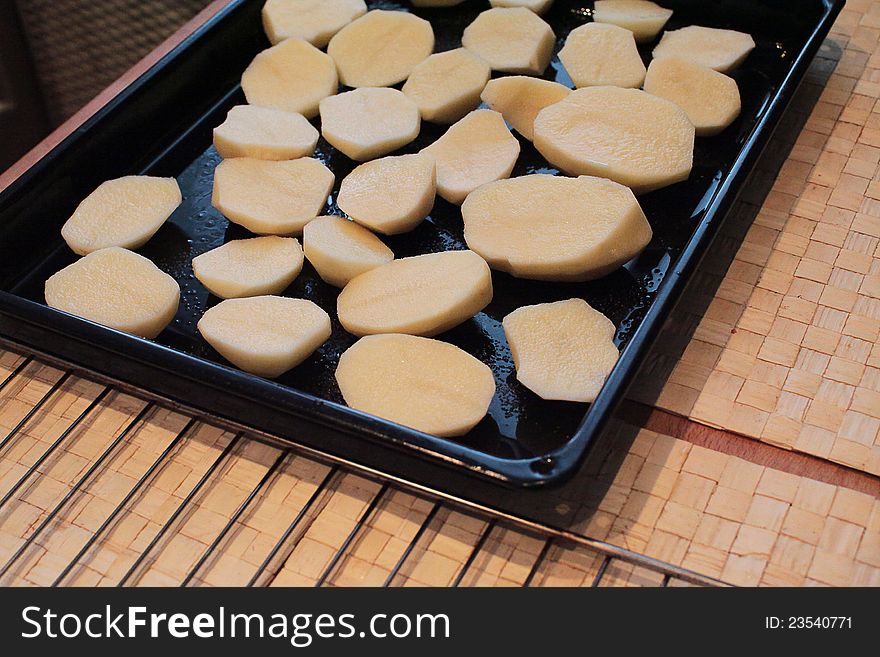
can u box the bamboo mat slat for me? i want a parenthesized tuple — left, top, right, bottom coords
(582, 429, 880, 586)
(64, 424, 238, 587)
(648, 0, 880, 477)
(0, 356, 876, 587)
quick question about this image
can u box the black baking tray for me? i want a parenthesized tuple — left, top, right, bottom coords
(0, 0, 843, 493)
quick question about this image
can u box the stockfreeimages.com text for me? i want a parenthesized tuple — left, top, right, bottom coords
(21, 606, 450, 647)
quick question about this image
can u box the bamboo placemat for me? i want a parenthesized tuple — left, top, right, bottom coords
(0, 354, 876, 587)
(650, 0, 880, 477)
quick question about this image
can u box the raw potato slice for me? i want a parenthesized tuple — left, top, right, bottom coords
(402, 49, 491, 124)
(61, 176, 181, 256)
(303, 216, 394, 288)
(328, 10, 434, 88)
(489, 0, 555, 14)
(213, 105, 319, 160)
(192, 236, 304, 299)
(262, 0, 367, 47)
(337, 250, 492, 337)
(644, 58, 741, 136)
(336, 334, 495, 437)
(241, 38, 338, 119)
(461, 7, 555, 75)
(45, 247, 179, 339)
(558, 23, 646, 89)
(533, 86, 694, 194)
(212, 157, 334, 235)
(503, 299, 619, 403)
(463, 174, 652, 281)
(421, 110, 520, 205)
(480, 76, 570, 140)
(320, 88, 420, 161)
(337, 154, 436, 235)
(198, 296, 331, 378)
(593, 0, 673, 43)
(653, 26, 755, 73)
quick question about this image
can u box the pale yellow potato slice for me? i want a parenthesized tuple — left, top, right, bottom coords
(192, 236, 304, 299)
(212, 157, 334, 235)
(61, 176, 181, 256)
(402, 48, 491, 124)
(480, 76, 570, 140)
(461, 7, 555, 75)
(533, 86, 694, 194)
(241, 38, 338, 119)
(559, 23, 646, 88)
(503, 299, 619, 403)
(489, 0, 555, 14)
(213, 105, 319, 161)
(320, 88, 421, 161)
(336, 334, 495, 437)
(328, 10, 434, 88)
(463, 174, 652, 281)
(262, 0, 367, 47)
(644, 58, 741, 136)
(653, 26, 755, 73)
(45, 247, 179, 339)
(337, 250, 492, 337)
(303, 216, 394, 288)
(421, 109, 520, 205)
(593, 0, 673, 43)
(337, 153, 436, 235)
(198, 296, 331, 378)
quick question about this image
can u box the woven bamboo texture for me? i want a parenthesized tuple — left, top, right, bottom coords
(0, 355, 876, 587)
(653, 0, 880, 477)
(16, 0, 210, 124)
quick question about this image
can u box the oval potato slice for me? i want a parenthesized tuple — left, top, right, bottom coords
(593, 0, 673, 43)
(212, 157, 334, 235)
(653, 25, 755, 73)
(489, 0, 555, 14)
(45, 247, 180, 339)
(463, 174, 652, 281)
(241, 38, 338, 119)
(199, 296, 331, 378)
(503, 298, 619, 403)
(402, 48, 491, 124)
(336, 334, 496, 437)
(644, 58, 741, 136)
(328, 10, 434, 88)
(192, 236, 304, 299)
(461, 7, 555, 75)
(533, 86, 694, 194)
(337, 153, 436, 235)
(61, 176, 181, 256)
(213, 105, 319, 161)
(262, 0, 367, 47)
(559, 22, 646, 88)
(480, 76, 570, 141)
(303, 216, 394, 288)
(320, 88, 421, 162)
(421, 109, 520, 205)
(337, 250, 493, 337)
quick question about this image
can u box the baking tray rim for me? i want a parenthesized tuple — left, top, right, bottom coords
(0, 0, 846, 488)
